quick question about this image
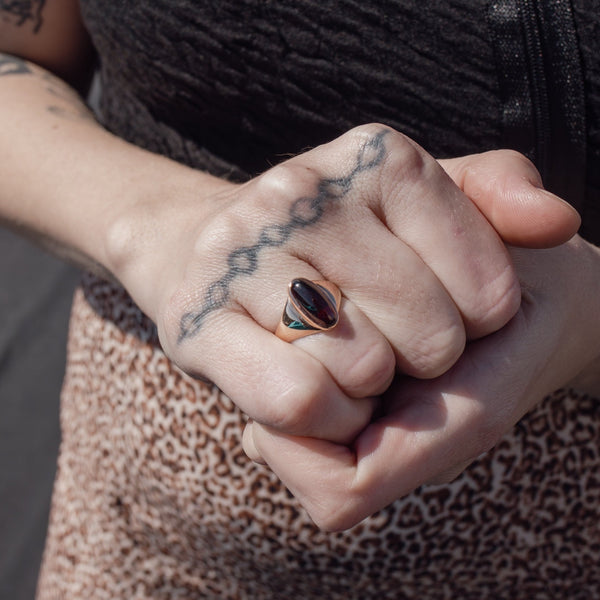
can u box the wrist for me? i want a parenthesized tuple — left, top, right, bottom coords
(0, 64, 235, 309)
(102, 150, 236, 321)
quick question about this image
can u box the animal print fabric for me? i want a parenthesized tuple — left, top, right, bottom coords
(37, 274, 600, 599)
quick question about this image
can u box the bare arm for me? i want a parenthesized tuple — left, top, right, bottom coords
(0, 0, 227, 282)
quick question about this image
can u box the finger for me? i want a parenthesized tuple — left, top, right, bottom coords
(173, 308, 377, 444)
(191, 158, 465, 384)
(249, 293, 558, 531)
(250, 369, 497, 531)
(289, 124, 521, 339)
(289, 215, 467, 378)
(373, 133, 521, 339)
(232, 224, 465, 381)
(293, 301, 396, 397)
(242, 420, 266, 464)
(439, 150, 581, 248)
(229, 255, 396, 398)
(163, 172, 392, 431)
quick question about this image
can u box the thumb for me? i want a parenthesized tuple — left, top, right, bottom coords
(439, 150, 581, 248)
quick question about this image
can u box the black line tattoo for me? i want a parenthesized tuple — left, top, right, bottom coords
(178, 130, 389, 343)
(46, 104, 93, 121)
(0, 0, 46, 32)
(0, 55, 94, 121)
(45, 79, 94, 122)
(0, 53, 32, 76)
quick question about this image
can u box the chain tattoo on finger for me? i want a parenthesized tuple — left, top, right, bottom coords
(178, 130, 388, 343)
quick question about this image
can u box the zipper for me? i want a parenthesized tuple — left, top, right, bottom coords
(518, 0, 550, 181)
(488, 0, 586, 217)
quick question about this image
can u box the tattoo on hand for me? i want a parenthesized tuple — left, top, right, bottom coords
(178, 130, 388, 343)
(0, 0, 46, 32)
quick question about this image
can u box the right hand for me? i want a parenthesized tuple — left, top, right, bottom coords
(108, 124, 577, 446)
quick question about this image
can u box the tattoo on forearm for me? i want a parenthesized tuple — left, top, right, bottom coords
(0, 53, 32, 76)
(0, 0, 46, 32)
(177, 130, 388, 343)
(45, 79, 94, 122)
(0, 54, 94, 122)
(46, 103, 93, 122)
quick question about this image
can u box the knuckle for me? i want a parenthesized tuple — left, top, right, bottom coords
(346, 122, 394, 147)
(402, 319, 466, 378)
(376, 134, 435, 216)
(383, 131, 428, 183)
(502, 148, 538, 172)
(338, 124, 432, 215)
(470, 149, 543, 196)
(468, 264, 521, 337)
(193, 210, 247, 260)
(344, 338, 396, 397)
(266, 374, 326, 435)
(256, 161, 321, 199)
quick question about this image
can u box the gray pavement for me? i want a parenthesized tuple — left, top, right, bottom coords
(0, 228, 79, 600)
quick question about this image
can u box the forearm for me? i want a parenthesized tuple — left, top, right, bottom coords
(0, 53, 228, 292)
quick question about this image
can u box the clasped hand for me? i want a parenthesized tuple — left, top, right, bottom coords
(111, 124, 595, 531)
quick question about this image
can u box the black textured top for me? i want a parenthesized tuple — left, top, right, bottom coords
(78, 0, 600, 241)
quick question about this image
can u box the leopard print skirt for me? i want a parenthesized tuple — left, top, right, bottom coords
(37, 274, 600, 599)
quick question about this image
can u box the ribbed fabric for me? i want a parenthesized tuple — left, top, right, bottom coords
(78, 0, 600, 233)
(571, 1, 600, 238)
(573, 1, 600, 174)
(79, 0, 501, 180)
(487, 0, 587, 215)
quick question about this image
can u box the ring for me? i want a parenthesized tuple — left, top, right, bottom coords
(275, 278, 342, 342)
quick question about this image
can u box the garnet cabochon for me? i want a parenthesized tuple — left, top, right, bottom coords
(288, 278, 339, 329)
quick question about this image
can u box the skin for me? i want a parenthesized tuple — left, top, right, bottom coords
(245, 236, 600, 530)
(1, 0, 595, 532)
